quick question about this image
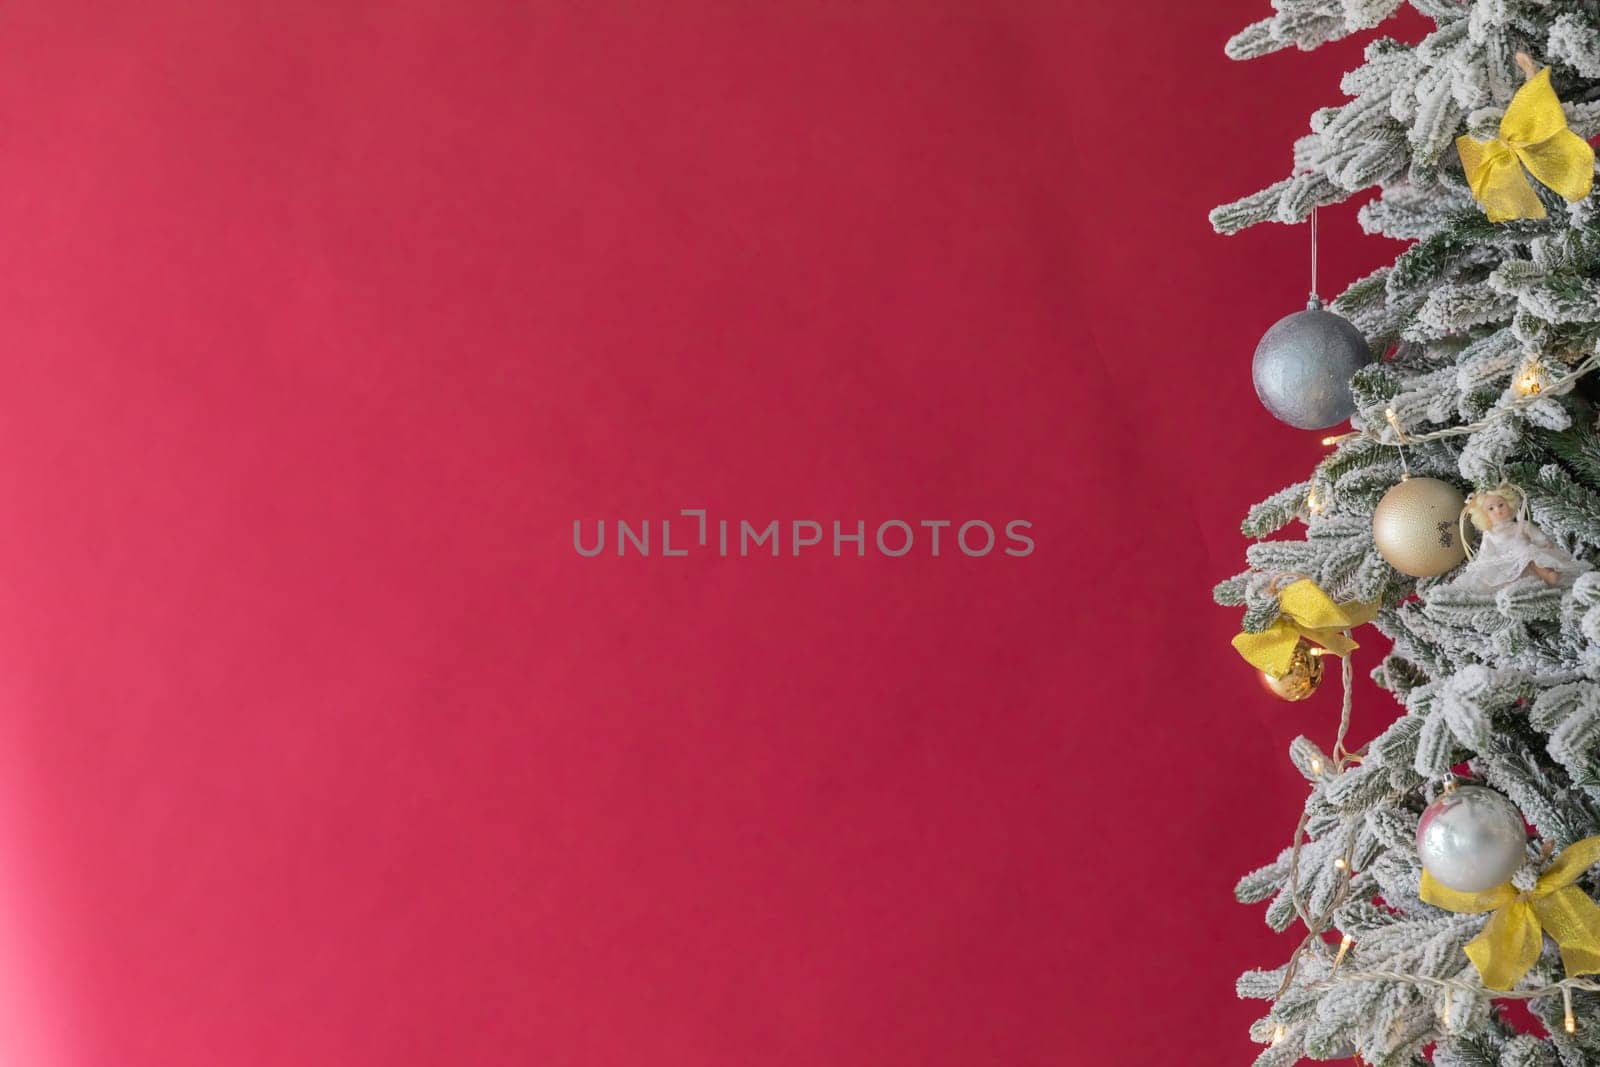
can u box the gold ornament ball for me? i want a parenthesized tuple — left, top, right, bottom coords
(1373, 476, 1467, 578)
(1258, 640, 1324, 702)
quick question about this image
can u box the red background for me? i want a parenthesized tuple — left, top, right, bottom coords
(0, 3, 1412, 1064)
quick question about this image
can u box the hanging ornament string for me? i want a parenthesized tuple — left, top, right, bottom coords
(1382, 407, 1413, 477)
(1268, 569, 1364, 996)
(1308, 205, 1319, 308)
(1333, 649, 1356, 764)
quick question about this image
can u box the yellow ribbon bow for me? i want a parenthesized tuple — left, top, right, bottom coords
(1230, 579, 1379, 678)
(1421, 836, 1600, 991)
(1456, 68, 1595, 222)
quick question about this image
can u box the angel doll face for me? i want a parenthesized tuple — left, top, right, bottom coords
(1482, 494, 1515, 526)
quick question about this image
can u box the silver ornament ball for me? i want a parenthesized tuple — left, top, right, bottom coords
(1251, 298, 1372, 430)
(1416, 785, 1527, 893)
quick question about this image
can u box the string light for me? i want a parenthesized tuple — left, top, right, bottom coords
(1334, 857, 1349, 871)
(1565, 986, 1577, 1034)
(1333, 934, 1353, 970)
(1441, 995, 1452, 1029)
(1315, 968, 1600, 1006)
(1514, 359, 1546, 396)
(1306, 487, 1325, 515)
(1310, 757, 1324, 775)
(1271, 1024, 1287, 1046)
(1344, 349, 1600, 449)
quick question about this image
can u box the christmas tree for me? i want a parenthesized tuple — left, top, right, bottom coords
(1213, 2, 1600, 1064)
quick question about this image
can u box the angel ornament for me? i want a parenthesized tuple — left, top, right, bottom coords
(1451, 484, 1591, 592)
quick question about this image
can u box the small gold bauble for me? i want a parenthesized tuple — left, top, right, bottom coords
(1258, 639, 1324, 702)
(1373, 476, 1468, 578)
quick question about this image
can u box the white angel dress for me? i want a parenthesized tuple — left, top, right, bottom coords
(1453, 518, 1592, 591)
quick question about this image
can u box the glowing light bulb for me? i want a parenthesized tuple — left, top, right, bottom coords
(1383, 407, 1408, 445)
(1515, 361, 1545, 396)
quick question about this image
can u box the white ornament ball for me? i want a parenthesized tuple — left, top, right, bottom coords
(1416, 785, 1527, 893)
(1251, 299, 1371, 430)
(1373, 476, 1468, 578)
